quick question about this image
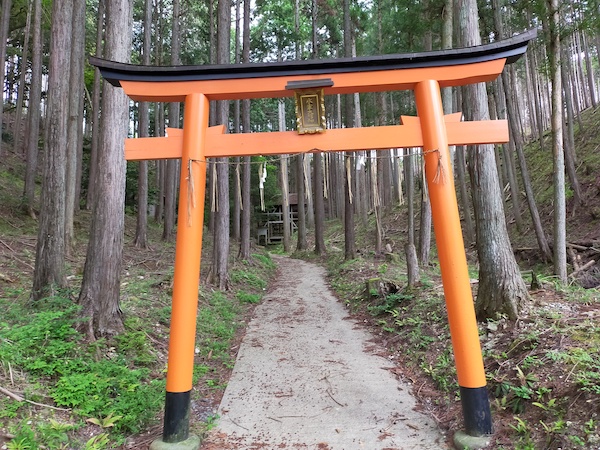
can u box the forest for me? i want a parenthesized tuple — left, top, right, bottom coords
(0, 0, 600, 448)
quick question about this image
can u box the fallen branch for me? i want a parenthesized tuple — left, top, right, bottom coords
(0, 386, 22, 401)
(0, 386, 71, 412)
(570, 260, 597, 277)
(568, 247, 581, 272)
(568, 243, 590, 252)
(0, 238, 14, 252)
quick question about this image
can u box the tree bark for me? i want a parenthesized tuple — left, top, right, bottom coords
(296, 154, 307, 251)
(528, 49, 545, 152)
(86, 0, 105, 211)
(13, 0, 32, 156)
(458, 0, 529, 320)
(163, 0, 181, 241)
(278, 99, 291, 252)
(560, 45, 583, 206)
(0, 0, 13, 158)
(455, 89, 475, 244)
(32, 0, 73, 301)
(22, 0, 42, 219)
(502, 67, 552, 262)
(211, 0, 231, 290)
(547, 0, 567, 283)
(238, 0, 251, 261)
(134, 0, 153, 249)
(405, 146, 418, 285)
(343, 0, 355, 260)
(493, 75, 522, 230)
(65, 0, 86, 252)
(313, 152, 326, 255)
(582, 32, 597, 108)
(418, 25, 434, 266)
(78, 0, 132, 338)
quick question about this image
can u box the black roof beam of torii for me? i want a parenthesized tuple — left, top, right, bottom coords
(90, 29, 537, 88)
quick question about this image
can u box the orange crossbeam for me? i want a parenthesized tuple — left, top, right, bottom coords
(120, 59, 506, 103)
(124, 116, 508, 161)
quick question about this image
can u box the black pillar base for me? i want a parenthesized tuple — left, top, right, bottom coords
(163, 390, 191, 443)
(459, 386, 493, 436)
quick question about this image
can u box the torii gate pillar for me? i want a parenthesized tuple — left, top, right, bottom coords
(416, 80, 492, 436)
(160, 93, 208, 446)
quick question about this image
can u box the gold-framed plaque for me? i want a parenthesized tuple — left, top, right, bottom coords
(285, 79, 333, 134)
(295, 88, 326, 134)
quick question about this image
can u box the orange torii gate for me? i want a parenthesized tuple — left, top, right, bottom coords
(91, 29, 536, 449)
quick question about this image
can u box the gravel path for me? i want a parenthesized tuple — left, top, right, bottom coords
(201, 256, 447, 449)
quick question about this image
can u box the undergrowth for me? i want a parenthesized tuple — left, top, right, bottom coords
(320, 198, 600, 448)
(0, 239, 275, 448)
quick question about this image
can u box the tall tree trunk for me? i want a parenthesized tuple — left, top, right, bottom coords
(405, 147, 418, 286)
(458, 0, 529, 320)
(560, 45, 583, 206)
(279, 99, 291, 252)
(134, 0, 152, 249)
(528, 49, 545, 152)
(343, 0, 355, 260)
(232, 0, 241, 242)
(566, 37, 584, 130)
(78, 0, 132, 338)
(212, 0, 231, 290)
(418, 23, 434, 266)
(65, 0, 86, 252)
(13, 0, 32, 156)
(296, 154, 307, 251)
(163, 0, 181, 241)
(238, 0, 251, 261)
(582, 32, 597, 108)
(492, 75, 523, 231)
(547, 0, 567, 283)
(32, 0, 73, 301)
(86, 0, 105, 210)
(502, 67, 552, 261)
(22, 0, 42, 219)
(455, 89, 475, 244)
(0, 0, 12, 158)
(155, 115, 165, 222)
(313, 152, 326, 255)
(310, 0, 322, 247)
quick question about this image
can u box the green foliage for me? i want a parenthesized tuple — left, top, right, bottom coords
(230, 269, 267, 290)
(0, 299, 82, 377)
(51, 360, 163, 433)
(0, 293, 164, 440)
(492, 366, 539, 414)
(82, 433, 110, 450)
(36, 419, 75, 448)
(114, 330, 155, 366)
(368, 291, 414, 316)
(236, 291, 262, 304)
(6, 419, 40, 449)
(251, 253, 276, 271)
(196, 291, 240, 364)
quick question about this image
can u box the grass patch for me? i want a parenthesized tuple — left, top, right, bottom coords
(0, 243, 276, 447)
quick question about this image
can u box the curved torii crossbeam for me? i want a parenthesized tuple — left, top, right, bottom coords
(91, 29, 536, 448)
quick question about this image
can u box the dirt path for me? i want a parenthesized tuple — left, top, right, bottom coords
(201, 256, 447, 449)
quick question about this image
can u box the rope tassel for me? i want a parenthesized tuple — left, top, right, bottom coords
(187, 160, 196, 226)
(431, 149, 447, 185)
